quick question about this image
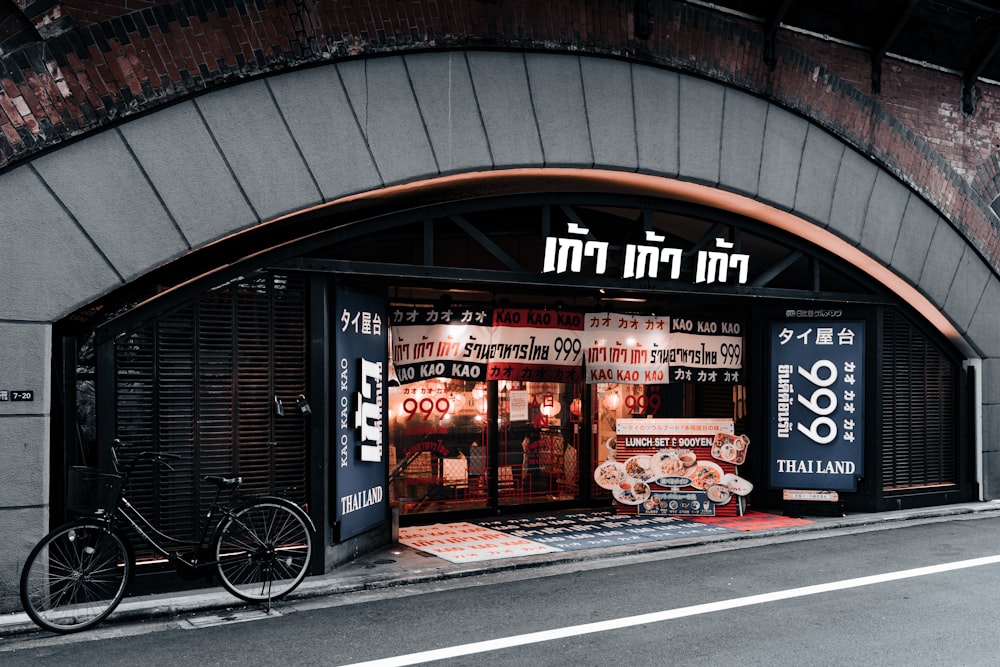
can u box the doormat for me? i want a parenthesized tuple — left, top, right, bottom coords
(472, 512, 736, 552)
(688, 510, 814, 531)
(398, 522, 561, 563)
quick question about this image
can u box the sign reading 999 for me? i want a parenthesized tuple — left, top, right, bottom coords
(769, 321, 864, 492)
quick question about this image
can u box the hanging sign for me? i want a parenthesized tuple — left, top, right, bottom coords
(486, 308, 584, 382)
(666, 314, 744, 384)
(769, 320, 865, 492)
(584, 313, 669, 384)
(335, 283, 389, 539)
(583, 312, 743, 385)
(389, 305, 741, 385)
(389, 306, 492, 383)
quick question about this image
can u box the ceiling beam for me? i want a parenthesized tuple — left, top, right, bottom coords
(962, 28, 1000, 114)
(871, 0, 922, 94)
(763, 0, 793, 70)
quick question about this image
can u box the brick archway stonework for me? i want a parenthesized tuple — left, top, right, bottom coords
(2, 52, 998, 610)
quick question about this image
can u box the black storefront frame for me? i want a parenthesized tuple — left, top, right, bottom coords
(54, 191, 975, 546)
(283, 192, 974, 517)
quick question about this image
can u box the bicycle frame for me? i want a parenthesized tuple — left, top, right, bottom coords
(107, 445, 242, 573)
(112, 488, 236, 573)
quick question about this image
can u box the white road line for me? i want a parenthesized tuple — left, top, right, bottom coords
(340, 554, 1000, 667)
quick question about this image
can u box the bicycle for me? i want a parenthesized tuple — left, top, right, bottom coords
(19, 440, 315, 634)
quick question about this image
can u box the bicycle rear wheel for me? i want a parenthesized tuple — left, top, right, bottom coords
(213, 498, 312, 603)
(20, 520, 133, 633)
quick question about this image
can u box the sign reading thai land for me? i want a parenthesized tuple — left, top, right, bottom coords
(769, 320, 865, 492)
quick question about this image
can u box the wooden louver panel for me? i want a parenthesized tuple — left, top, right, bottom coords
(113, 273, 308, 550)
(881, 309, 958, 490)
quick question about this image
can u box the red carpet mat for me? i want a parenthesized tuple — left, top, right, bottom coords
(689, 511, 814, 531)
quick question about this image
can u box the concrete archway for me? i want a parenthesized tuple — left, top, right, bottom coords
(3, 51, 997, 609)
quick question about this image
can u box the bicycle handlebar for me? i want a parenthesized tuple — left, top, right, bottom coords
(112, 439, 184, 475)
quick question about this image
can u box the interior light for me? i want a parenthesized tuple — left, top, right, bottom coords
(540, 400, 562, 417)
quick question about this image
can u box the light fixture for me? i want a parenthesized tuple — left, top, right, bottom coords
(604, 392, 621, 410)
(599, 296, 647, 303)
(540, 400, 562, 417)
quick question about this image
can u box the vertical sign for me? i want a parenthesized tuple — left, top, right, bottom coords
(335, 283, 388, 539)
(770, 320, 864, 491)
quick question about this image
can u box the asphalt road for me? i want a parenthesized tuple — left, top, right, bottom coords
(4, 514, 1000, 666)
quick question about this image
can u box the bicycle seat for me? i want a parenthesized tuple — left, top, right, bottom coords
(203, 475, 242, 489)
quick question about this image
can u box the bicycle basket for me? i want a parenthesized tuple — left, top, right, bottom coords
(66, 466, 122, 515)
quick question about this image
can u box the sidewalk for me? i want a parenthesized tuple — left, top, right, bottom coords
(4, 501, 1000, 637)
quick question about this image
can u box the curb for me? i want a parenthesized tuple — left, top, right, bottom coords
(4, 501, 1000, 638)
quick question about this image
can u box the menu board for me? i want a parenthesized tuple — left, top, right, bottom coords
(596, 419, 753, 517)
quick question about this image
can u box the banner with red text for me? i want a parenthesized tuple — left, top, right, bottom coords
(486, 309, 585, 382)
(665, 314, 744, 384)
(584, 312, 670, 384)
(389, 306, 493, 384)
(584, 312, 744, 385)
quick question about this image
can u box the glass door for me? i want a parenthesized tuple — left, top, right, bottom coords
(498, 381, 581, 507)
(389, 378, 586, 515)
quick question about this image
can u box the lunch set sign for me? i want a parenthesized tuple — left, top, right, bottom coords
(769, 320, 865, 492)
(594, 419, 753, 517)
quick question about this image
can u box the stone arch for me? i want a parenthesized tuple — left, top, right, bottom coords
(5, 51, 994, 349)
(3, 50, 999, 609)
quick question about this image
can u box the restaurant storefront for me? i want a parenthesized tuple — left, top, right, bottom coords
(6, 0, 1000, 613)
(60, 192, 970, 564)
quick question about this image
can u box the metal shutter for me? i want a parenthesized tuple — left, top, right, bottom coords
(881, 309, 958, 490)
(112, 273, 308, 553)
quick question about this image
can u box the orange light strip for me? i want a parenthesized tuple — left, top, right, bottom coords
(152, 168, 968, 354)
(317, 168, 966, 350)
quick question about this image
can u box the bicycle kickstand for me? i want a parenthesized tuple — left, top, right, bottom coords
(264, 567, 273, 614)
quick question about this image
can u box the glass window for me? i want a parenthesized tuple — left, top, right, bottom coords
(388, 378, 489, 513)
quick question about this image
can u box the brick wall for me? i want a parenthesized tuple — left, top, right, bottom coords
(1, 0, 998, 265)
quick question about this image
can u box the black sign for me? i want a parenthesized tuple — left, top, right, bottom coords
(334, 283, 389, 540)
(0, 390, 33, 402)
(769, 321, 864, 492)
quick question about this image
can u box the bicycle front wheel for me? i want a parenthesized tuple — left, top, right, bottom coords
(213, 499, 313, 603)
(20, 520, 133, 633)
